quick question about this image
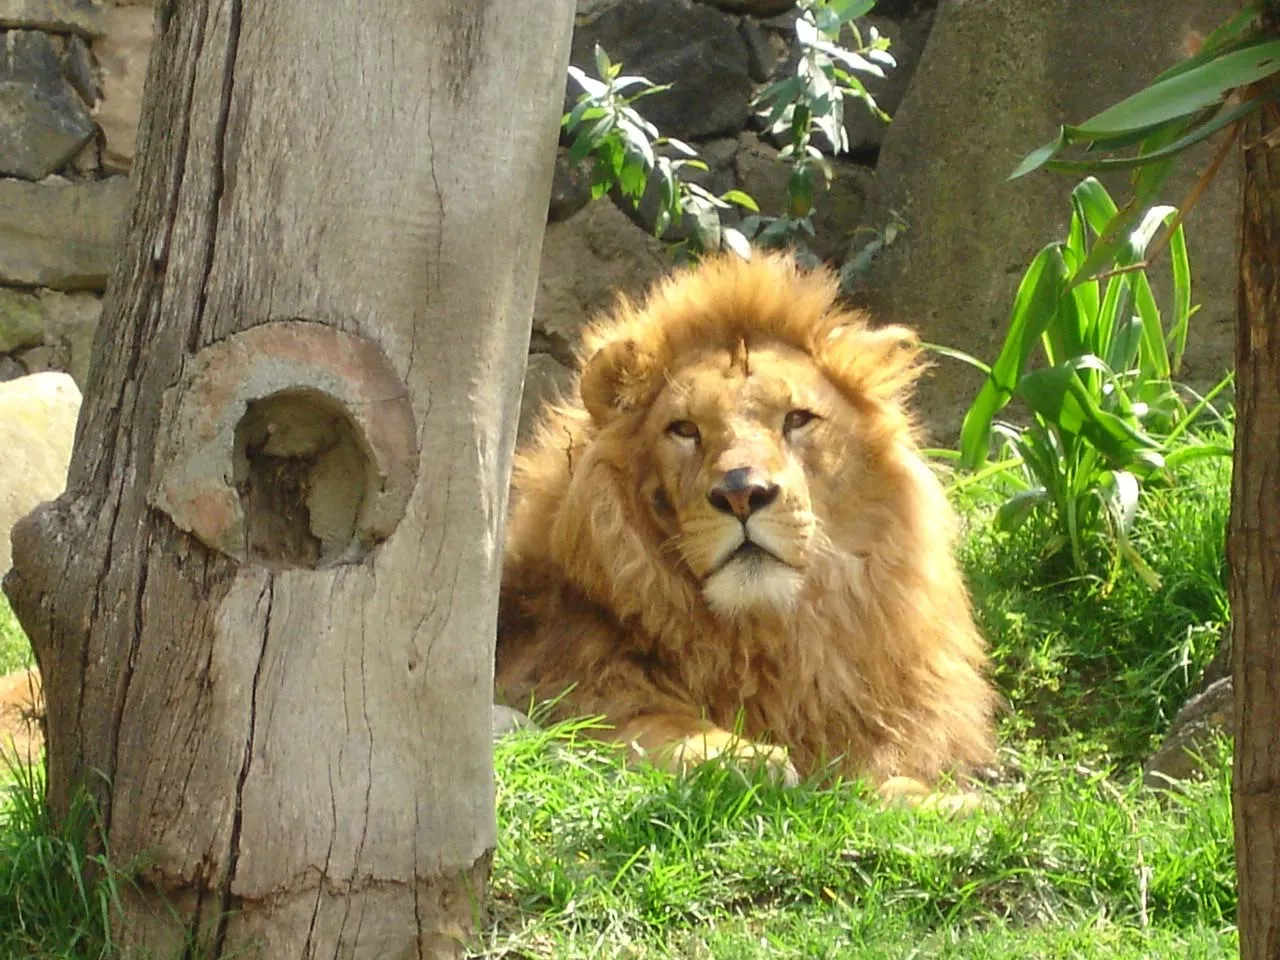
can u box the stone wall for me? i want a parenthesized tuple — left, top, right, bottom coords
(0, 0, 1241, 447)
(0, 0, 938, 441)
(0, 0, 148, 385)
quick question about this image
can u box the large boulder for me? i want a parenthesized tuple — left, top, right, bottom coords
(533, 198, 670, 357)
(0, 371, 80, 573)
(850, 0, 1239, 442)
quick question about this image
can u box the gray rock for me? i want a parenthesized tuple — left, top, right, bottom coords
(37, 289, 98, 386)
(533, 198, 670, 355)
(60, 34, 98, 105)
(0, 354, 22, 381)
(571, 0, 753, 139)
(518, 352, 575, 444)
(15, 343, 53, 373)
(0, 287, 44, 352)
(0, 176, 131, 289)
(492, 704, 537, 740)
(0, 371, 80, 573)
(848, 0, 1239, 443)
(1143, 677, 1233, 790)
(740, 16, 779, 81)
(0, 0, 105, 38)
(0, 30, 96, 179)
(548, 147, 595, 224)
(734, 130, 873, 261)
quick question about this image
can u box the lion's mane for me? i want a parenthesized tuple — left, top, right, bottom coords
(496, 253, 997, 784)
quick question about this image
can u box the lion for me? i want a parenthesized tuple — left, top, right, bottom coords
(496, 252, 997, 798)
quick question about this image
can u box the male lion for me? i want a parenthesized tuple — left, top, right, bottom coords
(496, 252, 997, 796)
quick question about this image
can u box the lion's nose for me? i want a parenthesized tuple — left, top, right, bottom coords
(707, 468, 780, 520)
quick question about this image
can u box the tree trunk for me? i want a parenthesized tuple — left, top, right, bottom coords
(2, 1, 574, 955)
(1232, 9, 1280, 959)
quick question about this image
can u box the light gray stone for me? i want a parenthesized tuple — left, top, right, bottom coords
(0, 0, 106, 38)
(1143, 677, 1233, 790)
(15, 344, 53, 373)
(94, 4, 153, 172)
(0, 354, 22, 380)
(0, 176, 131, 289)
(0, 371, 81, 572)
(492, 704, 536, 740)
(0, 30, 96, 179)
(0, 287, 44, 352)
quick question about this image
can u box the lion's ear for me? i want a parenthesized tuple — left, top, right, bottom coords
(579, 339, 656, 425)
(826, 323, 927, 402)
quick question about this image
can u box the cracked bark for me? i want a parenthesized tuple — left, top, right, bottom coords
(1232, 12, 1280, 959)
(1, 0, 575, 955)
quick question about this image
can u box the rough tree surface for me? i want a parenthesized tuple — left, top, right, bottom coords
(1231, 11, 1280, 960)
(3, 1, 575, 956)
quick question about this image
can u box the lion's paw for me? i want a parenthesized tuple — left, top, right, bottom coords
(667, 729, 800, 786)
(876, 775, 986, 817)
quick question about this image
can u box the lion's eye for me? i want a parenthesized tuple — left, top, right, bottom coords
(783, 409, 818, 433)
(666, 419, 701, 442)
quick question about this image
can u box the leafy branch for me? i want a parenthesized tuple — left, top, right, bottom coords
(561, 0, 896, 262)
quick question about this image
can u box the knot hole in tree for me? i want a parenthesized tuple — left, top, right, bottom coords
(152, 321, 419, 569)
(233, 388, 380, 569)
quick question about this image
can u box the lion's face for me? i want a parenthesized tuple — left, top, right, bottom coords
(634, 342, 861, 617)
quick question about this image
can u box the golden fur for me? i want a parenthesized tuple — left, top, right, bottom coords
(496, 252, 997, 789)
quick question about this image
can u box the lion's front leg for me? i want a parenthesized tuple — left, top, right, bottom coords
(612, 713, 799, 786)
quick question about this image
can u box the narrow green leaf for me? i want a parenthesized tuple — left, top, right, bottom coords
(1166, 218, 1192, 374)
(958, 245, 1069, 470)
(719, 189, 760, 212)
(593, 44, 613, 81)
(722, 226, 753, 260)
(996, 488, 1049, 533)
(922, 342, 992, 376)
(1071, 39, 1280, 137)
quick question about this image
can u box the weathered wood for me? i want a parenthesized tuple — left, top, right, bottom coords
(3, 0, 575, 955)
(1232, 12, 1280, 958)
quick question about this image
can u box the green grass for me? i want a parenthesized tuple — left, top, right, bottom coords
(957, 452, 1231, 763)
(0, 762, 132, 959)
(0, 448, 1237, 958)
(481, 720, 1235, 959)
(0, 589, 34, 675)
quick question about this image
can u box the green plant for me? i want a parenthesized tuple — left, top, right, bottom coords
(0, 591, 32, 676)
(738, 0, 896, 260)
(0, 761, 139, 958)
(937, 177, 1231, 581)
(561, 0, 895, 262)
(562, 46, 761, 260)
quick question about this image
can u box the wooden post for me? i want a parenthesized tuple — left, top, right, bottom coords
(3, 2, 575, 955)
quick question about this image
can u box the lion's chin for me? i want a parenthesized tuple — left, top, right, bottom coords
(702, 549, 805, 618)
